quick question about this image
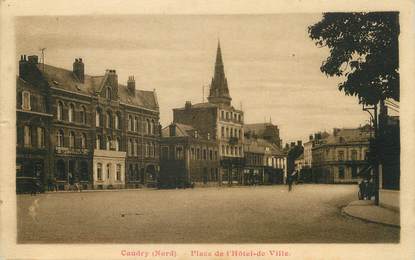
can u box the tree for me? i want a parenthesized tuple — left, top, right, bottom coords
(308, 12, 399, 105)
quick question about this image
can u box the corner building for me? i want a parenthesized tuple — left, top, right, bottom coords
(173, 42, 245, 185)
(16, 55, 160, 191)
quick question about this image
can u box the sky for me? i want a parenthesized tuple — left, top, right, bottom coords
(15, 14, 369, 143)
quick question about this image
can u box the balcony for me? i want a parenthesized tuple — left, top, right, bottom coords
(55, 146, 89, 155)
(228, 137, 239, 145)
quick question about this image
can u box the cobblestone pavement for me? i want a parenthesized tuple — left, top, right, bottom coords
(17, 184, 399, 243)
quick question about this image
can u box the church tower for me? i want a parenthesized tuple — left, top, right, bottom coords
(208, 41, 232, 106)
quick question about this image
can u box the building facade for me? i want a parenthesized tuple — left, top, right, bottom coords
(311, 126, 371, 184)
(172, 42, 245, 185)
(159, 123, 220, 187)
(16, 55, 160, 191)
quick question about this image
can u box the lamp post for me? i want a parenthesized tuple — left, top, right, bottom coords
(362, 102, 379, 205)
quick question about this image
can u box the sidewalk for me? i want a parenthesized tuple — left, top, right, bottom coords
(342, 200, 400, 227)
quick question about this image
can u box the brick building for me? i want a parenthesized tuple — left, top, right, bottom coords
(172, 42, 245, 185)
(159, 123, 220, 187)
(16, 55, 160, 191)
(311, 126, 371, 183)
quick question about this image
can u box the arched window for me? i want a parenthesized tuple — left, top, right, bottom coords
(97, 163, 102, 180)
(106, 111, 112, 128)
(106, 163, 111, 179)
(24, 125, 31, 147)
(106, 87, 112, 100)
(68, 104, 74, 123)
(96, 135, 101, 149)
(128, 116, 133, 131)
(133, 117, 137, 132)
(106, 136, 111, 150)
(114, 113, 119, 129)
(147, 119, 151, 134)
(69, 131, 75, 148)
(143, 119, 148, 134)
(57, 101, 63, 120)
(95, 108, 101, 127)
(80, 106, 86, 124)
(57, 130, 64, 147)
(81, 133, 87, 149)
(22, 91, 31, 110)
(116, 164, 121, 181)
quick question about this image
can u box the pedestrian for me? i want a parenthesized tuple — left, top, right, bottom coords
(287, 171, 295, 192)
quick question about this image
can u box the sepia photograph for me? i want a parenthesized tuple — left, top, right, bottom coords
(1, 0, 414, 259)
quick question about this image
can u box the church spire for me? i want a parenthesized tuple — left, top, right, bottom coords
(208, 40, 232, 106)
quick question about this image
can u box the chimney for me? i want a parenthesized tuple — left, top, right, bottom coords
(127, 76, 135, 96)
(73, 58, 85, 83)
(185, 101, 192, 110)
(333, 128, 341, 136)
(27, 55, 38, 64)
(19, 54, 28, 78)
(106, 69, 118, 97)
(169, 124, 176, 137)
(297, 140, 302, 147)
(309, 135, 313, 141)
(290, 142, 295, 148)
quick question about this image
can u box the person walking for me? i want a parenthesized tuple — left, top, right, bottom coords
(287, 170, 296, 192)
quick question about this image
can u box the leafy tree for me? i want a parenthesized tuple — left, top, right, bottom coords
(308, 12, 399, 105)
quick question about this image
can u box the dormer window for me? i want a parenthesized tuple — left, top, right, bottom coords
(106, 87, 112, 100)
(22, 91, 31, 110)
(194, 131, 199, 139)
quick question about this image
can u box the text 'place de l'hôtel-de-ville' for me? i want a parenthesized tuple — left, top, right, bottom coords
(16, 42, 373, 191)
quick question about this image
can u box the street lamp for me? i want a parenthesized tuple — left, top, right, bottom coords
(362, 102, 379, 205)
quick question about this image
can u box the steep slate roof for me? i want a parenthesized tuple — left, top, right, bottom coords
(37, 63, 158, 111)
(162, 123, 195, 137)
(244, 137, 284, 156)
(320, 127, 371, 145)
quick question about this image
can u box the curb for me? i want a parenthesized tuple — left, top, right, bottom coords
(341, 206, 400, 228)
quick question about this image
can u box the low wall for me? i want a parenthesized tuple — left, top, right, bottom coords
(379, 189, 400, 212)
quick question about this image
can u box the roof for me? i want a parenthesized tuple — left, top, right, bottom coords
(36, 63, 158, 111)
(244, 123, 278, 136)
(173, 102, 218, 111)
(244, 137, 284, 156)
(318, 127, 371, 146)
(162, 123, 195, 138)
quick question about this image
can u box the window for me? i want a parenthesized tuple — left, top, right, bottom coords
(226, 127, 229, 138)
(128, 116, 133, 131)
(128, 139, 132, 155)
(144, 119, 148, 134)
(196, 148, 200, 160)
(230, 146, 234, 155)
(338, 151, 345, 161)
(106, 163, 111, 179)
(239, 129, 242, 138)
(203, 149, 207, 160)
(81, 133, 87, 149)
(207, 133, 211, 140)
(114, 114, 120, 129)
(214, 150, 218, 160)
(238, 114, 241, 122)
(106, 111, 112, 128)
(190, 147, 195, 160)
(147, 119, 151, 134)
(22, 91, 31, 110)
(106, 136, 111, 150)
(222, 145, 225, 155)
(221, 110, 224, 119)
(145, 143, 149, 157)
(226, 145, 229, 155)
(68, 104, 74, 123)
(95, 108, 101, 127)
(338, 166, 345, 179)
(106, 87, 112, 100)
(57, 101, 63, 120)
(351, 150, 357, 160)
(69, 131, 75, 148)
(80, 106, 86, 124)
(134, 117, 139, 132)
(351, 165, 358, 178)
(133, 117, 136, 132)
(194, 131, 198, 139)
(116, 164, 121, 181)
(96, 135, 101, 149)
(209, 150, 213, 160)
(115, 138, 120, 151)
(175, 146, 184, 160)
(97, 163, 102, 181)
(161, 146, 169, 160)
(134, 140, 138, 156)
(24, 126, 31, 147)
(221, 127, 224, 137)
(57, 130, 64, 147)
(37, 127, 45, 148)
(151, 120, 156, 135)
(226, 112, 229, 120)
(239, 147, 242, 156)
